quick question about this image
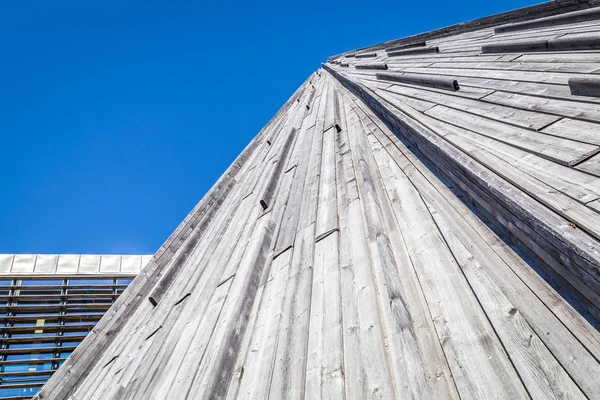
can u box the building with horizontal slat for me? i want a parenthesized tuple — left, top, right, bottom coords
(25, 1, 600, 398)
(0, 255, 149, 400)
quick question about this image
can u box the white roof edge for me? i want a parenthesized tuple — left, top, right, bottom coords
(0, 254, 153, 275)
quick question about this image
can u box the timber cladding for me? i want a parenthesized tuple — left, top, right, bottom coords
(35, 3, 600, 400)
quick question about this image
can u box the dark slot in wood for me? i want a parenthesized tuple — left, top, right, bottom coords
(145, 326, 162, 341)
(267, 140, 272, 146)
(335, 124, 342, 133)
(569, 77, 600, 97)
(144, 172, 238, 310)
(355, 63, 388, 70)
(259, 127, 296, 213)
(495, 7, 600, 34)
(217, 274, 235, 287)
(272, 245, 292, 261)
(315, 228, 339, 243)
(340, 63, 349, 67)
(103, 355, 119, 369)
(355, 52, 377, 58)
(174, 293, 191, 306)
(376, 72, 460, 91)
(387, 47, 439, 57)
(385, 41, 426, 53)
(306, 105, 310, 110)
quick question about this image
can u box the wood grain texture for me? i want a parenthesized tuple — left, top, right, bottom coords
(35, 5, 600, 399)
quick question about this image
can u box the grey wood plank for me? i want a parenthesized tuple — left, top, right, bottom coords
(273, 102, 320, 256)
(429, 60, 600, 74)
(542, 118, 600, 146)
(577, 152, 600, 177)
(361, 100, 600, 367)
(495, 8, 600, 34)
(348, 72, 496, 100)
(387, 101, 600, 256)
(424, 105, 598, 165)
(517, 52, 600, 63)
(187, 167, 297, 399)
(588, 198, 600, 213)
(367, 80, 562, 130)
(38, 75, 315, 400)
(352, 116, 528, 399)
(315, 126, 338, 237)
(305, 231, 344, 399)
(235, 248, 293, 399)
(267, 224, 316, 400)
(268, 82, 329, 400)
(335, 100, 359, 205)
(431, 225, 587, 399)
(322, 82, 335, 132)
(152, 278, 233, 399)
(366, 130, 588, 399)
(74, 131, 285, 398)
(355, 63, 388, 70)
(387, 47, 439, 57)
(482, 90, 600, 124)
(396, 65, 574, 85)
(370, 85, 437, 113)
(380, 68, 600, 103)
(446, 123, 600, 203)
(338, 194, 395, 399)
(332, 98, 395, 399)
(388, 104, 600, 204)
(91, 129, 292, 398)
(86, 87, 313, 400)
(345, 117, 459, 399)
(326, 65, 600, 326)
(385, 41, 426, 53)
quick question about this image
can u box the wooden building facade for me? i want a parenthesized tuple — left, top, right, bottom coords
(35, 1, 600, 399)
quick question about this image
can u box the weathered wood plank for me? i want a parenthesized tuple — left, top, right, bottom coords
(366, 130, 589, 398)
(360, 97, 600, 369)
(235, 248, 293, 399)
(315, 126, 338, 238)
(577, 152, 600, 177)
(364, 126, 528, 399)
(305, 231, 344, 399)
(482, 90, 600, 123)
(424, 105, 598, 165)
(268, 81, 329, 400)
(369, 81, 562, 130)
(327, 63, 600, 335)
(344, 102, 459, 399)
(542, 118, 600, 146)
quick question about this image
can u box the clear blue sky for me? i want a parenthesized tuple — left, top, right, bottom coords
(0, 0, 540, 254)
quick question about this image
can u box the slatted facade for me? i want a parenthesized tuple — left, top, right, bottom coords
(35, 2, 600, 399)
(0, 256, 148, 400)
